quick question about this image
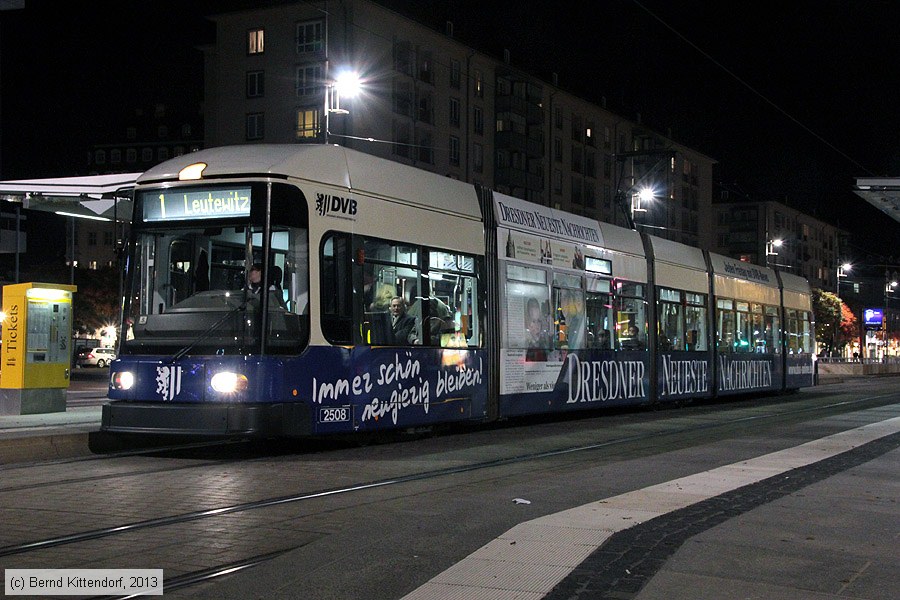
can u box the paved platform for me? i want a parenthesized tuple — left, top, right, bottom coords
(400, 416, 899, 600)
(1, 380, 896, 599)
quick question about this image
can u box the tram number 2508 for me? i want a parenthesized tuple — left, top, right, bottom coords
(319, 406, 351, 423)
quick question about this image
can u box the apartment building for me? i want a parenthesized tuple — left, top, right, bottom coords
(712, 188, 845, 290)
(202, 0, 715, 247)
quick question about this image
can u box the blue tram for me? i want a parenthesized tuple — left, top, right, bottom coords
(101, 145, 815, 436)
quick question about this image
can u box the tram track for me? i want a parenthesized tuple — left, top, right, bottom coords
(1, 388, 896, 565)
(0, 380, 887, 489)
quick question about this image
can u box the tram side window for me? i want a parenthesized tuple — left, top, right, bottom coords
(321, 233, 353, 344)
(554, 273, 585, 350)
(586, 278, 614, 349)
(616, 281, 647, 350)
(786, 309, 812, 354)
(786, 309, 800, 354)
(734, 301, 753, 352)
(685, 292, 708, 351)
(765, 305, 781, 354)
(717, 298, 736, 351)
(425, 250, 480, 348)
(750, 303, 765, 352)
(657, 288, 683, 351)
(361, 239, 420, 346)
(355, 238, 479, 348)
(800, 310, 813, 353)
(263, 227, 310, 354)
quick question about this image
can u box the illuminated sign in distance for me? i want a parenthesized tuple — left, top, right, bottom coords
(864, 308, 884, 327)
(142, 187, 252, 222)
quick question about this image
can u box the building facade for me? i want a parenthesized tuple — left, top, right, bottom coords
(712, 189, 845, 291)
(87, 104, 203, 177)
(79, 104, 203, 271)
(202, 0, 715, 247)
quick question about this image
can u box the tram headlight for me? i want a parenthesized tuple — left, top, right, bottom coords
(210, 371, 249, 394)
(111, 371, 135, 390)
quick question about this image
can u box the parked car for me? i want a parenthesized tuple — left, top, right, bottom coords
(76, 347, 117, 368)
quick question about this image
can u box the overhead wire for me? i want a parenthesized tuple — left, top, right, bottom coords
(630, 0, 876, 177)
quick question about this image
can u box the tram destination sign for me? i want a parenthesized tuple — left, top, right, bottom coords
(142, 187, 252, 222)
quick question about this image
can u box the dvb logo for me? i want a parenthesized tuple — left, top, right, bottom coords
(316, 192, 358, 217)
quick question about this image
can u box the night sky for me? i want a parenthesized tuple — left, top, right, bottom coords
(3, 0, 900, 257)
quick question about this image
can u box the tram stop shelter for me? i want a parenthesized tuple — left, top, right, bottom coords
(0, 173, 138, 413)
(854, 177, 900, 224)
(0, 172, 139, 220)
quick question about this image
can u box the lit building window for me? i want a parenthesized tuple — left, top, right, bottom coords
(248, 29, 265, 54)
(296, 108, 320, 139)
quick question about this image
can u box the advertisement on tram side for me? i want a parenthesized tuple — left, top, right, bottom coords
(657, 352, 712, 401)
(715, 352, 781, 396)
(499, 349, 651, 416)
(785, 354, 815, 389)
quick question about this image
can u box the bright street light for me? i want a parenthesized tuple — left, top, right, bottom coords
(333, 70, 362, 98)
(837, 262, 852, 294)
(325, 69, 362, 143)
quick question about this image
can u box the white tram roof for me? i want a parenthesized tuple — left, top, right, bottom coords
(708, 251, 779, 289)
(779, 271, 813, 312)
(778, 271, 811, 294)
(139, 144, 483, 220)
(596, 221, 647, 283)
(646, 234, 706, 271)
(646, 234, 708, 293)
(596, 221, 644, 257)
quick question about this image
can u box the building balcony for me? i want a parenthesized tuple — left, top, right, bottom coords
(495, 130, 543, 158)
(495, 167, 543, 191)
(494, 95, 543, 125)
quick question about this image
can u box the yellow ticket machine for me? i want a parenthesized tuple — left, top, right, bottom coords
(0, 283, 77, 415)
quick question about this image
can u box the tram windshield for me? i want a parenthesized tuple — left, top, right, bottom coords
(120, 183, 309, 356)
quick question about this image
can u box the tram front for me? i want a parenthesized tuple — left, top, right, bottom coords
(103, 173, 310, 436)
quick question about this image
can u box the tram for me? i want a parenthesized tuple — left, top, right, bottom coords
(101, 144, 815, 436)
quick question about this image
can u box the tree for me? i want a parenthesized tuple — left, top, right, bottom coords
(812, 288, 842, 355)
(838, 301, 858, 350)
(72, 267, 120, 336)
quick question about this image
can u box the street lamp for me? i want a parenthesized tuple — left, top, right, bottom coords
(630, 186, 654, 222)
(883, 274, 898, 359)
(836, 262, 851, 294)
(324, 69, 361, 144)
(765, 238, 783, 268)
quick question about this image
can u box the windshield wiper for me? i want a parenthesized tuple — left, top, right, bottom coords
(168, 300, 249, 363)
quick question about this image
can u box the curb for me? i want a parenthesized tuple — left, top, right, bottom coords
(0, 431, 94, 465)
